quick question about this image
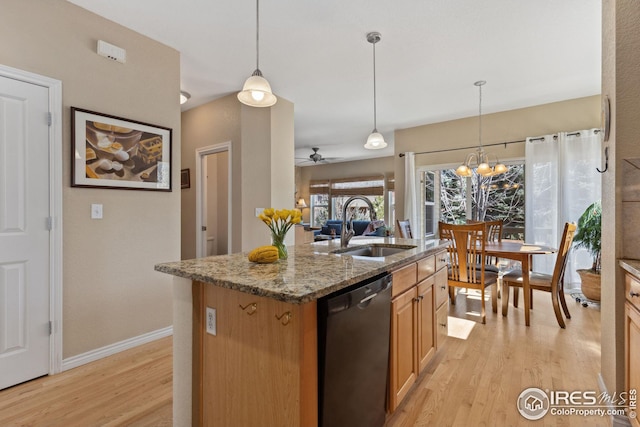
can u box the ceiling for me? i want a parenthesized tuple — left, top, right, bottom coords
(67, 0, 602, 166)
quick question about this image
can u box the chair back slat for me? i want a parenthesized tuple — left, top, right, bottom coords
(396, 219, 413, 238)
(551, 222, 577, 290)
(439, 222, 486, 285)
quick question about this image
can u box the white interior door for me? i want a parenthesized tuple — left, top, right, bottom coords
(0, 76, 51, 389)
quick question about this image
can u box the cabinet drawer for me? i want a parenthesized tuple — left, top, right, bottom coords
(435, 250, 448, 272)
(626, 274, 640, 310)
(434, 268, 449, 308)
(436, 302, 448, 349)
(392, 262, 417, 298)
(417, 255, 435, 283)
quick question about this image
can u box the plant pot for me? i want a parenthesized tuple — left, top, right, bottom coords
(577, 269, 601, 302)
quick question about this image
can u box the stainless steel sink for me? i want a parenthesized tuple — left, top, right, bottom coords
(331, 244, 416, 258)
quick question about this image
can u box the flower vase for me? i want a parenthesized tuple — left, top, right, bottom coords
(271, 233, 288, 260)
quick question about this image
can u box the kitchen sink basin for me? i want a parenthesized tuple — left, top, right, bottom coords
(331, 244, 416, 258)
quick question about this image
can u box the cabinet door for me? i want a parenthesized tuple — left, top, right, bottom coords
(626, 302, 640, 427)
(389, 287, 418, 412)
(417, 277, 436, 373)
(436, 302, 449, 349)
(198, 284, 317, 427)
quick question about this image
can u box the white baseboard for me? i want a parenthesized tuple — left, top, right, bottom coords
(61, 326, 173, 372)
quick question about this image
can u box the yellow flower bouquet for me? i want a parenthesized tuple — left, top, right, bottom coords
(258, 208, 302, 259)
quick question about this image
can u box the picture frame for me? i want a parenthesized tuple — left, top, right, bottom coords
(71, 107, 172, 191)
(181, 168, 190, 189)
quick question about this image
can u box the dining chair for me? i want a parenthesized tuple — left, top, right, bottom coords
(501, 222, 577, 328)
(467, 219, 504, 272)
(396, 219, 413, 238)
(438, 222, 498, 324)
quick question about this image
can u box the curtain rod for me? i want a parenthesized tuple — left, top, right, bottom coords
(398, 129, 601, 158)
(398, 139, 524, 158)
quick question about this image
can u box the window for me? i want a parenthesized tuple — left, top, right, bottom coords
(309, 175, 392, 225)
(309, 180, 329, 227)
(427, 162, 525, 240)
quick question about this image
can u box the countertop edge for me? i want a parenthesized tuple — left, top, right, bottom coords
(156, 241, 449, 304)
(620, 259, 640, 278)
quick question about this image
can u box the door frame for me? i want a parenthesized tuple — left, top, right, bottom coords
(0, 64, 63, 374)
(195, 142, 232, 257)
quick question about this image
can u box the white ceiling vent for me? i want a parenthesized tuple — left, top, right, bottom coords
(97, 40, 126, 64)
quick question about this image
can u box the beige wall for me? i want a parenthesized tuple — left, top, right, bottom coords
(0, 0, 181, 358)
(297, 156, 395, 223)
(602, 0, 640, 400)
(393, 96, 601, 222)
(181, 94, 295, 258)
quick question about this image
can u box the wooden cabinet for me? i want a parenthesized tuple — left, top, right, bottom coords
(389, 285, 418, 411)
(389, 249, 448, 412)
(417, 276, 436, 372)
(625, 273, 640, 427)
(193, 282, 318, 427)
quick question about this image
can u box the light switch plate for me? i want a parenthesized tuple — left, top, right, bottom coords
(91, 204, 103, 219)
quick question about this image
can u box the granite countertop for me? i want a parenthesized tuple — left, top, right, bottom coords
(155, 237, 449, 304)
(620, 259, 640, 277)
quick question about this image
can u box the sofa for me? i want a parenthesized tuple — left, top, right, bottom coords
(314, 219, 386, 240)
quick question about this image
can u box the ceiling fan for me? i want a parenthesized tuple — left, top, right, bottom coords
(296, 147, 340, 165)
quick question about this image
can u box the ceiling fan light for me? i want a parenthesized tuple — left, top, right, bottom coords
(237, 74, 277, 107)
(364, 131, 387, 149)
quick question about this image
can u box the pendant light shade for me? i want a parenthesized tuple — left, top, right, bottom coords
(237, 0, 277, 107)
(364, 32, 387, 150)
(455, 81, 508, 177)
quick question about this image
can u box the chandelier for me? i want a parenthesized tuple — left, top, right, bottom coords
(455, 81, 508, 177)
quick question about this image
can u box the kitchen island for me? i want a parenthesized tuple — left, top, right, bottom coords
(156, 237, 449, 427)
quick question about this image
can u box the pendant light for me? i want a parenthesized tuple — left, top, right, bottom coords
(364, 32, 387, 150)
(237, 0, 277, 107)
(455, 81, 508, 177)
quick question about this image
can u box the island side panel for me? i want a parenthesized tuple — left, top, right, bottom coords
(193, 281, 318, 427)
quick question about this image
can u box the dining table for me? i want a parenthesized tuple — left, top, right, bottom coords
(484, 240, 557, 326)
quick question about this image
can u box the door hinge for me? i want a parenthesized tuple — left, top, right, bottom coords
(47, 112, 52, 126)
(46, 216, 54, 230)
(49, 321, 53, 335)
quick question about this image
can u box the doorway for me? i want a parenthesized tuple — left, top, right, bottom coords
(0, 65, 63, 389)
(196, 142, 231, 258)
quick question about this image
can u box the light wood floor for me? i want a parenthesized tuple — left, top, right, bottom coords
(0, 290, 603, 427)
(0, 336, 172, 427)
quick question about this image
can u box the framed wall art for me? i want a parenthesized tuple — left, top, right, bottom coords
(71, 107, 172, 191)
(181, 168, 190, 189)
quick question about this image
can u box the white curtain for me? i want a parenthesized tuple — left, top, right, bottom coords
(404, 152, 419, 237)
(525, 129, 601, 288)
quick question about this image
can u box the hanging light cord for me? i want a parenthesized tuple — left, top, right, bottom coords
(477, 82, 483, 149)
(255, 0, 260, 72)
(372, 39, 378, 131)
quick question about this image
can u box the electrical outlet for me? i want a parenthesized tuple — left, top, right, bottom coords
(255, 208, 264, 217)
(206, 307, 216, 336)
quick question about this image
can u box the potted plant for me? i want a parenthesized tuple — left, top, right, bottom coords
(572, 201, 601, 301)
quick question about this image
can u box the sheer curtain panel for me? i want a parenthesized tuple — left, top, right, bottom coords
(525, 129, 601, 288)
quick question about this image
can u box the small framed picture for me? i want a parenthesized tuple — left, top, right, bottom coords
(181, 168, 190, 189)
(71, 107, 172, 191)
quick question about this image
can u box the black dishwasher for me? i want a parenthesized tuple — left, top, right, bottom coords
(317, 273, 392, 427)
